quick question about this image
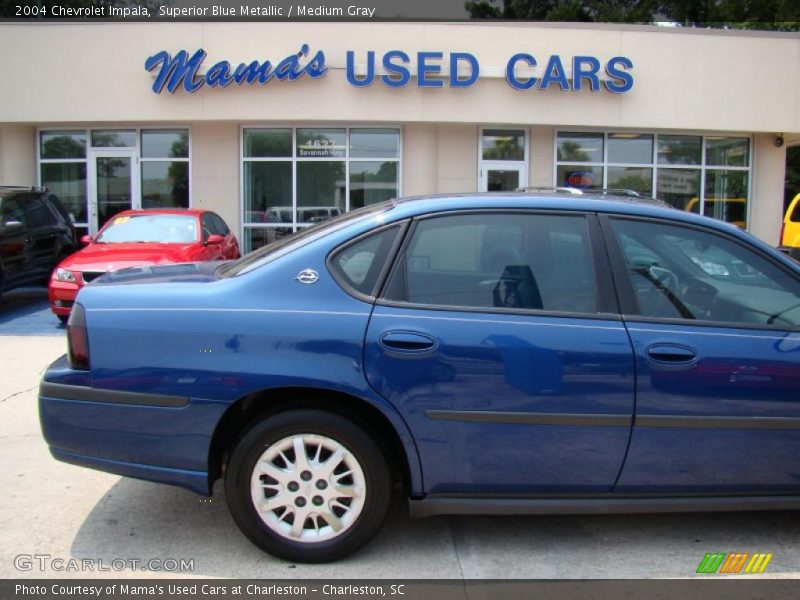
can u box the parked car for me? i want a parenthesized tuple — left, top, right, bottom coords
(780, 192, 800, 260)
(39, 192, 800, 562)
(0, 186, 76, 302)
(684, 196, 747, 229)
(49, 208, 239, 322)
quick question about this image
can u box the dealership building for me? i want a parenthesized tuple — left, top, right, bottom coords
(1, 21, 799, 251)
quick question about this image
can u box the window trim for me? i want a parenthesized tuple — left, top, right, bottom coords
(553, 129, 752, 229)
(240, 124, 403, 253)
(326, 220, 409, 304)
(599, 213, 800, 332)
(375, 209, 622, 321)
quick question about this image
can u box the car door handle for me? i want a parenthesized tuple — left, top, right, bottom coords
(379, 331, 437, 352)
(647, 344, 697, 363)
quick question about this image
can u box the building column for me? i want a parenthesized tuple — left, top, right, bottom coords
(529, 125, 555, 188)
(0, 125, 36, 186)
(750, 133, 786, 245)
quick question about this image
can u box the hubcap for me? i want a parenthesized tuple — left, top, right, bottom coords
(250, 434, 367, 543)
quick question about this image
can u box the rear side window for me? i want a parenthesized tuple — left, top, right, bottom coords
(383, 213, 598, 314)
(1, 198, 27, 225)
(329, 226, 401, 297)
(610, 218, 800, 327)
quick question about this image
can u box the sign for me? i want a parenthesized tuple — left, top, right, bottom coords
(565, 171, 595, 188)
(145, 47, 634, 94)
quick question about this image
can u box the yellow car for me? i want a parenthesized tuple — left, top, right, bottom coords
(780, 192, 800, 259)
(684, 197, 747, 229)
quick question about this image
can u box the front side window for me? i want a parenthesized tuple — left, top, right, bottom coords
(384, 213, 598, 314)
(610, 218, 800, 327)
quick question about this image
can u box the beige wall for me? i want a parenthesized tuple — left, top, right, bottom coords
(751, 134, 788, 245)
(1, 23, 799, 133)
(190, 122, 240, 231)
(0, 125, 35, 186)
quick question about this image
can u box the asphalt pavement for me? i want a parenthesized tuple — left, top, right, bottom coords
(0, 291, 799, 580)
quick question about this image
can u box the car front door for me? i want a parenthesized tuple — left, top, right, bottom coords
(364, 211, 635, 494)
(603, 216, 800, 493)
(0, 197, 33, 287)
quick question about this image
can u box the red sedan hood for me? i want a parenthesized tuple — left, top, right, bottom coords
(59, 242, 198, 272)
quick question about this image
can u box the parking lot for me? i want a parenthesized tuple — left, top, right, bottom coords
(1, 288, 799, 580)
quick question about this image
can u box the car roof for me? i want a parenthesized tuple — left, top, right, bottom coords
(386, 191, 698, 224)
(110, 208, 206, 218)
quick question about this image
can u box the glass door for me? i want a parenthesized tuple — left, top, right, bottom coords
(89, 149, 139, 234)
(480, 163, 527, 192)
(479, 128, 528, 192)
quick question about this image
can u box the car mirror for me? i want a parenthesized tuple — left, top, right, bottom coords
(80, 234, 93, 245)
(1, 220, 25, 235)
(206, 234, 225, 246)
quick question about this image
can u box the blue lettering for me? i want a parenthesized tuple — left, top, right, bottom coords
(539, 55, 570, 91)
(381, 50, 410, 88)
(347, 50, 375, 87)
(417, 52, 443, 88)
(505, 53, 537, 90)
(572, 56, 601, 92)
(232, 60, 274, 85)
(206, 61, 233, 88)
(604, 56, 634, 93)
(450, 52, 479, 88)
(305, 49, 327, 78)
(145, 49, 205, 94)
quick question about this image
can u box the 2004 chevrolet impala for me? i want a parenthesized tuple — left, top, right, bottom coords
(39, 192, 800, 562)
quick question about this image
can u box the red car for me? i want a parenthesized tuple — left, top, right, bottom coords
(50, 209, 240, 322)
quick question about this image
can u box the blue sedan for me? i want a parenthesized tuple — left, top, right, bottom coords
(39, 192, 800, 562)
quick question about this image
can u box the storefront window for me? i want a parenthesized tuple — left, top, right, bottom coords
(656, 168, 700, 212)
(705, 137, 749, 167)
(91, 130, 136, 148)
(296, 128, 346, 158)
(555, 131, 751, 228)
(482, 129, 525, 161)
(141, 161, 189, 209)
(244, 129, 292, 158)
(40, 162, 87, 223)
(39, 127, 191, 236)
(557, 132, 603, 163)
(607, 166, 653, 195)
(40, 131, 86, 159)
(141, 129, 189, 159)
(350, 161, 399, 209)
(657, 135, 701, 165)
(242, 127, 401, 252)
(607, 133, 652, 164)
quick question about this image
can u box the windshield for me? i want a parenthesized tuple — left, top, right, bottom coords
(218, 201, 394, 277)
(96, 214, 199, 243)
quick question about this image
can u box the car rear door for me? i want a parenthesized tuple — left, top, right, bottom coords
(363, 211, 636, 494)
(602, 215, 800, 493)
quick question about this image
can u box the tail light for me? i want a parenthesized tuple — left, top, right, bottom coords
(67, 303, 90, 371)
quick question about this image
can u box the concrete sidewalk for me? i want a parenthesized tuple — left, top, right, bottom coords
(1, 335, 798, 580)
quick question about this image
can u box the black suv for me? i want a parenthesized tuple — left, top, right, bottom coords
(0, 187, 76, 301)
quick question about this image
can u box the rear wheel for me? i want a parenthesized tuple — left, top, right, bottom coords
(224, 410, 391, 563)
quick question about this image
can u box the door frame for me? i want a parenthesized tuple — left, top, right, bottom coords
(478, 126, 530, 192)
(88, 148, 139, 234)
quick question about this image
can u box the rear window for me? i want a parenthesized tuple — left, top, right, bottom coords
(96, 214, 198, 243)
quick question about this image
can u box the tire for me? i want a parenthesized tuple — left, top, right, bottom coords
(224, 410, 391, 563)
(57, 314, 69, 325)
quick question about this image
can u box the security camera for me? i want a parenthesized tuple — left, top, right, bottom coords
(774, 135, 784, 148)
